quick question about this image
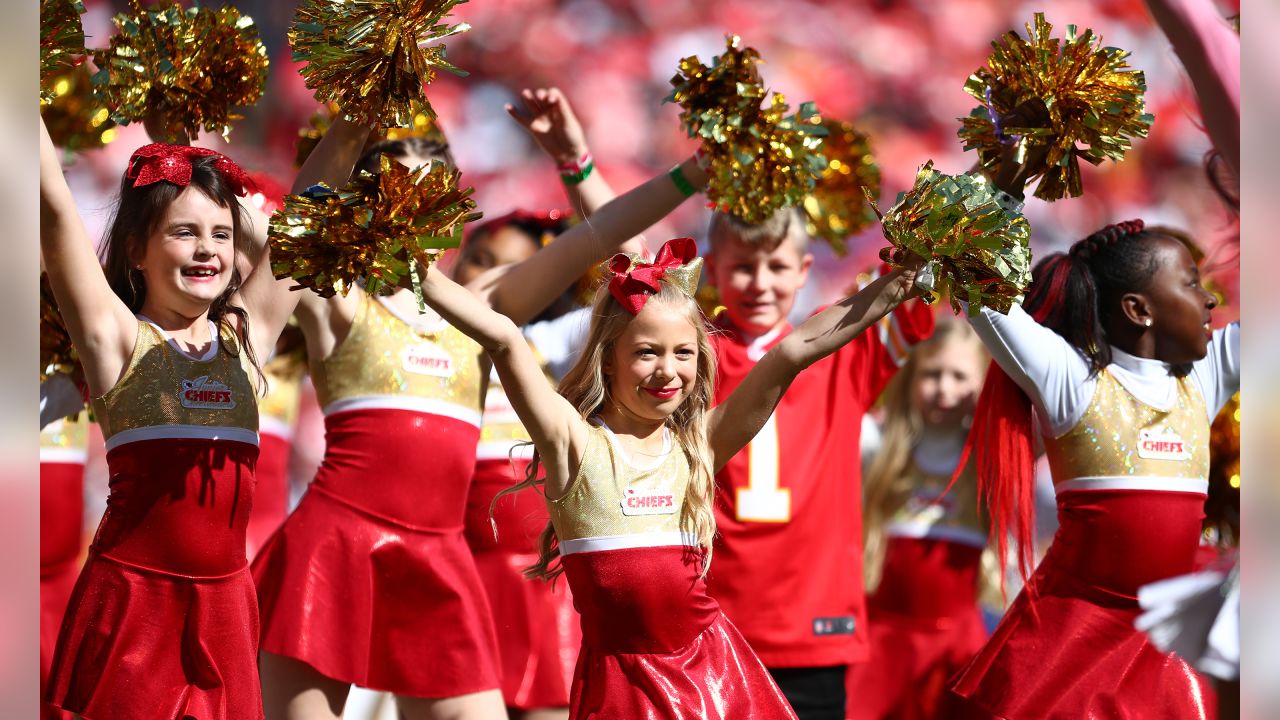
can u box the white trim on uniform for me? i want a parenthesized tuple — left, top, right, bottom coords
(558, 531, 698, 556)
(476, 440, 535, 461)
(39, 447, 89, 465)
(137, 316, 220, 362)
(323, 395, 482, 428)
(258, 414, 295, 441)
(885, 521, 988, 548)
(1054, 476, 1209, 495)
(105, 424, 259, 451)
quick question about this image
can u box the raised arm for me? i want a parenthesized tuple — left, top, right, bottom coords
(706, 266, 919, 470)
(39, 118, 137, 396)
(234, 118, 374, 360)
(418, 261, 588, 496)
(1145, 0, 1240, 178)
(475, 156, 706, 326)
(507, 87, 620, 218)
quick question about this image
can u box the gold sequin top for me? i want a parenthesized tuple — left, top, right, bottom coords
(885, 457, 986, 547)
(549, 423, 693, 546)
(92, 319, 259, 451)
(39, 411, 90, 463)
(314, 294, 484, 425)
(1046, 368, 1209, 484)
(259, 353, 305, 434)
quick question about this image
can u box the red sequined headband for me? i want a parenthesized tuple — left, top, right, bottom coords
(125, 143, 254, 197)
(607, 238, 702, 315)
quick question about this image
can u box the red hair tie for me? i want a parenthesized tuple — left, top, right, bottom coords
(607, 238, 701, 315)
(125, 143, 254, 197)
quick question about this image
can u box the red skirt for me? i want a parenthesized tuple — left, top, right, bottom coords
(40, 460, 84, 720)
(252, 484, 502, 697)
(846, 538, 988, 719)
(45, 555, 262, 720)
(951, 489, 1218, 719)
(245, 432, 290, 560)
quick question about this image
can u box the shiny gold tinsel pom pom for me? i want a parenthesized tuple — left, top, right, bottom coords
(40, 273, 80, 382)
(666, 35, 827, 224)
(40, 0, 86, 104)
(42, 62, 117, 152)
(289, 0, 471, 127)
(92, 0, 269, 142)
(868, 162, 1031, 315)
(270, 156, 481, 299)
(959, 13, 1152, 201)
(802, 119, 880, 255)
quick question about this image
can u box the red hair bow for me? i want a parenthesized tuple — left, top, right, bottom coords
(125, 143, 254, 197)
(608, 238, 700, 315)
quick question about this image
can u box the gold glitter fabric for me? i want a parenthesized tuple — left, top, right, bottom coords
(665, 35, 827, 224)
(288, 0, 471, 127)
(91, 0, 269, 142)
(958, 12, 1152, 202)
(1045, 370, 1209, 481)
(39, 411, 90, 452)
(314, 293, 483, 416)
(549, 425, 692, 542)
(259, 354, 305, 427)
(39, 0, 85, 105)
(888, 459, 986, 538)
(93, 321, 259, 443)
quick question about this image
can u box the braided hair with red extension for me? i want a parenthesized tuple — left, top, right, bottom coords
(951, 219, 1192, 596)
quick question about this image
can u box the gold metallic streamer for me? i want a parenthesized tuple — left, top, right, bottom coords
(801, 119, 880, 255)
(91, 0, 269, 142)
(867, 162, 1031, 315)
(270, 156, 481, 298)
(41, 62, 117, 151)
(40, 273, 80, 382)
(666, 35, 827, 224)
(40, 0, 86, 104)
(289, 0, 471, 127)
(959, 13, 1152, 201)
(295, 100, 448, 169)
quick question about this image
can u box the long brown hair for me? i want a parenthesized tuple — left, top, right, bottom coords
(98, 153, 263, 386)
(862, 318, 987, 591)
(500, 281, 719, 581)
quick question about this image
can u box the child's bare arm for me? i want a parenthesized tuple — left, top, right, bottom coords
(707, 266, 921, 470)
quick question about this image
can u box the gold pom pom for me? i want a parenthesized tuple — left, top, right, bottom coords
(868, 161, 1032, 315)
(295, 100, 449, 169)
(802, 119, 880, 255)
(270, 156, 481, 299)
(666, 35, 827, 224)
(289, 0, 471, 127)
(959, 13, 1152, 201)
(40, 0, 86, 105)
(92, 0, 269, 141)
(42, 62, 118, 152)
(40, 273, 80, 382)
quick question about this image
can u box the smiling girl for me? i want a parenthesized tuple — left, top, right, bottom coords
(410, 237, 922, 719)
(39, 115, 306, 719)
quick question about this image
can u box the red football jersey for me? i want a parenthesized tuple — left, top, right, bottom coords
(707, 295, 934, 668)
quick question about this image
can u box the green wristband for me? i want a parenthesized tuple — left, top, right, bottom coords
(668, 163, 697, 198)
(560, 162, 594, 186)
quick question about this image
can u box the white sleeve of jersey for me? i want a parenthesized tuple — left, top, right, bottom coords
(1189, 322, 1240, 420)
(523, 306, 593, 383)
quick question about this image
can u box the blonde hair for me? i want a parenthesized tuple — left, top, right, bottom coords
(862, 317, 987, 592)
(502, 280, 720, 581)
(707, 206, 809, 255)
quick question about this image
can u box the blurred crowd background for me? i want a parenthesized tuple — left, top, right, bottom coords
(65, 0, 1240, 323)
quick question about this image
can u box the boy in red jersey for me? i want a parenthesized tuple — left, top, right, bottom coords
(704, 209, 934, 719)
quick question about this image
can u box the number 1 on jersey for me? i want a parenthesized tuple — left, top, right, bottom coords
(736, 411, 791, 522)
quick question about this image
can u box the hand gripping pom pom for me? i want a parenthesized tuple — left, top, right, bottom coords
(801, 119, 881, 255)
(40, 0, 86, 105)
(41, 273, 81, 383)
(867, 161, 1032, 315)
(959, 12, 1152, 201)
(666, 35, 828, 224)
(269, 156, 482, 302)
(289, 0, 471, 127)
(91, 0, 269, 142)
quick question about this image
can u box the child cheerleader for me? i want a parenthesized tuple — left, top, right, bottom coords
(847, 318, 993, 720)
(252, 116, 711, 720)
(412, 237, 924, 720)
(39, 114, 305, 718)
(948, 218, 1239, 718)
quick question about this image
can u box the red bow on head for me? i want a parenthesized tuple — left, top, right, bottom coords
(608, 238, 700, 315)
(125, 143, 254, 197)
